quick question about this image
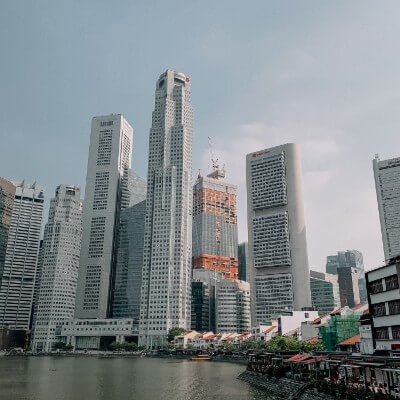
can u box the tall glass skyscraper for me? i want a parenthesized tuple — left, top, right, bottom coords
(0, 181, 44, 329)
(139, 70, 193, 347)
(75, 114, 133, 319)
(246, 143, 311, 324)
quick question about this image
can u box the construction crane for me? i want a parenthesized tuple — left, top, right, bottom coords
(207, 136, 225, 179)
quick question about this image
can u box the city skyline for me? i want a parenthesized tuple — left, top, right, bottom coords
(3, 2, 400, 275)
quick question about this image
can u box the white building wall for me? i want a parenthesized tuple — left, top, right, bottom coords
(246, 144, 311, 325)
(139, 70, 193, 347)
(75, 114, 133, 319)
(32, 185, 82, 352)
(0, 182, 44, 329)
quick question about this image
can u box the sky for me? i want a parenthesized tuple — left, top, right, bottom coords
(1, 1, 400, 272)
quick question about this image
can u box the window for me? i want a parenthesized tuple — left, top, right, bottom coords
(385, 275, 399, 291)
(392, 326, 400, 340)
(374, 327, 389, 340)
(369, 279, 383, 294)
(372, 302, 386, 317)
(388, 299, 400, 315)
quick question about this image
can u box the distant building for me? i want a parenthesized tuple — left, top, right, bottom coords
(337, 267, 360, 308)
(325, 250, 367, 304)
(0, 178, 15, 280)
(75, 114, 133, 319)
(30, 239, 44, 331)
(0, 181, 44, 330)
(32, 185, 82, 352)
(192, 169, 238, 280)
(310, 270, 340, 315)
(246, 143, 311, 324)
(112, 173, 146, 322)
(238, 242, 249, 282)
(373, 154, 400, 261)
(216, 279, 251, 333)
(366, 259, 400, 353)
(277, 310, 319, 337)
(139, 70, 193, 347)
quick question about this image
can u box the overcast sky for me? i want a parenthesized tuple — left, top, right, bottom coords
(2, 1, 400, 272)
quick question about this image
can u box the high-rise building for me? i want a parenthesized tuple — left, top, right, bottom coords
(192, 169, 238, 279)
(139, 70, 193, 347)
(0, 181, 44, 329)
(191, 269, 222, 333)
(310, 270, 340, 315)
(112, 173, 146, 322)
(325, 250, 366, 304)
(337, 267, 360, 308)
(32, 185, 82, 352)
(238, 242, 249, 282)
(0, 178, 15, 282)
(246, 143, 311, 324)
(30, 239, 44, 331)
(75, 114, 133, 319)
(373, 154, 400, 261)
(216, 279, 251, 333)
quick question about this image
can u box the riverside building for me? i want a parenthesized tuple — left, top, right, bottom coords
(192, 168, 238, 280)
(0, 181, 44, 329)
(32, 185, 82, 352)
(216, 279, 251, 333)
(246, 143, 311, 324)
(373, 154, 400, 261)
(139, 70, 193, 348)
(75, 114, 133, 319)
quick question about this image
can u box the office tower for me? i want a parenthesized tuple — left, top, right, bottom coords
(0, 182, 44, 329)
(112, 173, 146, 321)
(216, 279, 251, 333)
(0, 178, 15, 281)
(310, 270, 340, 315)
(373, 155, 400, 261)
(75, 114, 133, 319)
(238, 242, 249, 282)
(32, 185, 82, 352)
(191, 280, 210, 332)
(192, 269, 222, 333)
(139, 70, 193, 347)
(246, 143, 311, 325)
(325, 250, 366, 303)
(30, 239, 44, 331)
(337, 267, 360, 308)
(192, 168, 238, 280)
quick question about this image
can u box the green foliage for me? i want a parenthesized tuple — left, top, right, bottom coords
(167, 327, 185, 343)
(239, 336, 325, 353)
(65, 344, 74, 352)
(222, 342, 235, 352)
(53, 341, 67, 351)
(109, 341, 138, 351)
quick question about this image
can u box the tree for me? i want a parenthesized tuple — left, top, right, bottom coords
(65, 344, 74, 352)
(167, 327, 185, 343)
(53, 341, 67, 351)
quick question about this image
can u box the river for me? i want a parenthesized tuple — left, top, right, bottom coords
(0, 356, 271, 400)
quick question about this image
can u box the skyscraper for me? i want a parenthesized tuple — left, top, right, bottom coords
(373, 154, 400, 261)
(139, 70, 193, 347)
(0, 181, 44, 329)
(32, 185, 82, 352)
(112, 173, 146, 322)
(325, 250, 366, 304)
(246, 143, 311, 324)
(0, 178, 15, 281)
(75, 114, 133, 319)
(310, 270, 340, 315)
(192, 168, 238, 279)
(238, 242, 249, 282)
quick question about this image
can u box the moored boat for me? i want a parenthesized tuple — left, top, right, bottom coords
(190, 354, 211, 361)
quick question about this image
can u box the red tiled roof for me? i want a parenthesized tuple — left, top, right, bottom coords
(338, 335, 360, 346)
(306, 337, 319, 344)
(286, 354, 312, 363)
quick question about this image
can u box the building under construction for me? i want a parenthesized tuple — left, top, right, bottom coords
(192, 165, 238, 280)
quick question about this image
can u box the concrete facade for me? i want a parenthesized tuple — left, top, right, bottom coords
(139, 70, 193, 347)
(75, 114, 133, 319)
(32, 185, 82, 352)
(0, 181, 44, 330)
(246, 143, 311, 324)
(373, 155, 400, 261)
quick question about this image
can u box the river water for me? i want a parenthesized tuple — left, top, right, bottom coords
(0, 356, 271, 400)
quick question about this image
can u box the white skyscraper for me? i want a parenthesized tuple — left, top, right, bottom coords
(246, 143, 311, 325)
(75, 114, 133, 319)
(373, 155, 400, 261)
(32, 185, 82, 352)
(139, 70, 193, 347)
(0, 181, 44, 329)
